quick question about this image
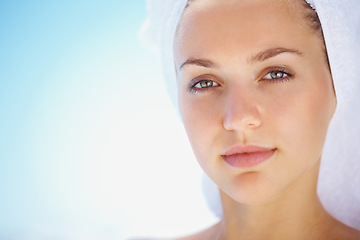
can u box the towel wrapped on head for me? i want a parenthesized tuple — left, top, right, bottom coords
(141, 0, 360, 229)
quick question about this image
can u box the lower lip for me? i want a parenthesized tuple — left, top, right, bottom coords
(222, 149, 276, 168)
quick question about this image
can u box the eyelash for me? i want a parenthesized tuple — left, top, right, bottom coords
(188, 78, 220, 94)
(188, 68, 294, 93)
(261, 68, 293, 83)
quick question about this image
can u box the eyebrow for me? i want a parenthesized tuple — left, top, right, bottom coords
(249, 47, 303, 63)
(179, 47, 303, 70)
(179, 58, 217, 70)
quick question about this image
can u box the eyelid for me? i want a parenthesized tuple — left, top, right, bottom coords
(260, 67, 294, 82)
(263, 71, 289, 80)
(193, 80, 219, 88)
(188, 75, 222, 93)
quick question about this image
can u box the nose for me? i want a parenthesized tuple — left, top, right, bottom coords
(223, 88, 262, 131)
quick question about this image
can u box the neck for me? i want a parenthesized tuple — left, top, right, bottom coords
(218, 160, 335, 240)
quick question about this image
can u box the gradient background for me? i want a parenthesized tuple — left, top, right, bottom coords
(0, 1, 217, 239)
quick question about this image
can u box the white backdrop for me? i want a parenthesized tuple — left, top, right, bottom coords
(0, 1, 217, 239)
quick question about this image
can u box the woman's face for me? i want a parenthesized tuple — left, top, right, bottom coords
(175, 0, 336, 204)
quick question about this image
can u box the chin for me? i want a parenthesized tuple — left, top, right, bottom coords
(220, 172, 287, 206)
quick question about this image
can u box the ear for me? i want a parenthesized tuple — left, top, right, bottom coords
(329, 75, 337, 117)
(330, 87, 337, 117)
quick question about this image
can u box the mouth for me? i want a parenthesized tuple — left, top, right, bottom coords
(221, 145, 276, 168)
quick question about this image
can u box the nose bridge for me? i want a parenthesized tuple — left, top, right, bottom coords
(223, 84, 261, 131)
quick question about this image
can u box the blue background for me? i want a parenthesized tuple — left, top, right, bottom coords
(0, 1, 217, 239)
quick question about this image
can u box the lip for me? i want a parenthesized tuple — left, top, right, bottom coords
(221, 145, 276, 168)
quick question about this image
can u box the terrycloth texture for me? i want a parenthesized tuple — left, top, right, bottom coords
(141, 0, 360, 229)
(140, 0, 187, 107)
(312, 0, 360, 228)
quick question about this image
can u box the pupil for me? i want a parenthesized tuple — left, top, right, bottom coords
(271, 71, 284, 79)
(201, 80, 212, 88)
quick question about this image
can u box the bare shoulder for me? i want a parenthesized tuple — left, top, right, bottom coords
(130, 238, 171, 240)
(130, 238, 168, 240)
(174, 222, 222, 240)
(338, 225, 360, 240)
(327, 220, 360, 240)
(132, 222, 222, 240)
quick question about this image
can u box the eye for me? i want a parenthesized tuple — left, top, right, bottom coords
(194, 80, 219, 89)
(262, 69, 292, 82)
(189, 79, 220, 93)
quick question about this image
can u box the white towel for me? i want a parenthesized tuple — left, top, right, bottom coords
(141, 0, 360, 229)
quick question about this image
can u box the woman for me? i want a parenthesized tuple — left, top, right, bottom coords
(139, 0, 360, 239)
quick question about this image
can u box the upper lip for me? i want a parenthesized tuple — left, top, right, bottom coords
(221, 145, 275, 156)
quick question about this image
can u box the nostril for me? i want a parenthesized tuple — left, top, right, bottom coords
(222, 107, 261, 131)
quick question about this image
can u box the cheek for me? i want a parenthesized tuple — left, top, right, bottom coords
(305, 79, 335, 148)
(178, 92, 223, 165)
(301, 73, 335, 132)
(271, 74, 335, 159)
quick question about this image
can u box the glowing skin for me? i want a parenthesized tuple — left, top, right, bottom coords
(175, 0, 337, 206)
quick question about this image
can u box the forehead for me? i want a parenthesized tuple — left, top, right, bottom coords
(174, 0, 315, 65)
(177, 0, 302, 40)
(180, 0, 300, 21)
